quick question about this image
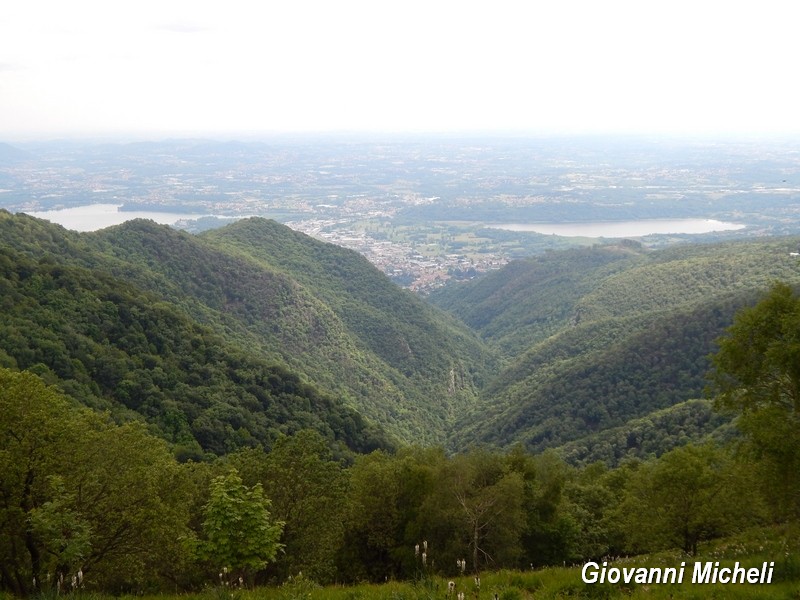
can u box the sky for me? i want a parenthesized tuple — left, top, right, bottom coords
(1, 0, 798, 140)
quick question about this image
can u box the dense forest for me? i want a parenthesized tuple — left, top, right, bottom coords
(430, 237, 800, 458)
(0, 211, 494, 450)
(2, 211, 800, 595)
(3, 279, 800, 592)
(0, 234, 390, 458)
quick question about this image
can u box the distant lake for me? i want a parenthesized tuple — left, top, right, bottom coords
(488, 219, 746, 238)
(24, 204, 213, 232)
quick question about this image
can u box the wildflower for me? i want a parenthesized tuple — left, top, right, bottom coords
(474, 576, 480, 589)
(448, 581, 455, 595)
(415, 543, 420, 557)
(422, 552, 427, 566)
(423, 540, 428, 552)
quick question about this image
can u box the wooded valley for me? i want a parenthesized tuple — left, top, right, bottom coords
(2, 210, 800, 595)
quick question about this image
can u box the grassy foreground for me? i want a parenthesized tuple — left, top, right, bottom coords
(11, 526, 800, 600)
(249, 562, 799, 600)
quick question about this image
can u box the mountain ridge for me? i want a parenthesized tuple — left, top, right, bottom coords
(5, 208, 800, 460)
(431, 235, 800, 456)
(0, 211, 494, 449)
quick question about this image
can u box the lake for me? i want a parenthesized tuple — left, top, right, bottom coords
(24, 204, 214, 232)
(24, 205, 747, 240)
(488, 219, 746, 238)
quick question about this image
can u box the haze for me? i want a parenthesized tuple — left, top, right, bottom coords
(2, 0, 799, 140)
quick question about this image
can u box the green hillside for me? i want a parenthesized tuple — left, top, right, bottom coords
(0, 211, 493, 448)
(0, 238, 387, 457)
(431, 237, 800, 455)
(201, 218, 496, 426)
(555, 398, 737, 466)
(429, 242, 646, 355)
(6, 206, 800, 458)
(5, 210, 800, 595)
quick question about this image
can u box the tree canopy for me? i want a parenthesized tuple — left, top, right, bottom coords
(198, 470, 284, 582)
(0, 368, 192, 595)
(709, 282, 800, 519)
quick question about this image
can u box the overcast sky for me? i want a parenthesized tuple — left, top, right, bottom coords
(1, 0, 798, 140)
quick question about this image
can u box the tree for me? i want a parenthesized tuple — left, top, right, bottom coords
(0, 368, 193, 595)
(710, 282, 800, 414)
(503, 447, 584, 568)
(338, 450, 404, 582)
(228, 430, 348, 584)
(72, 419, 194, 589)
(709, 282, 800, 518)
(560, 462, 620, 562)
(338, 446, 445, 582)
(615, 444, 759, 555)
(0, 370, 75, 595)
(28, 476, 92, 585)
(422, 449, 526, 573)
(198, 470, 284, 583)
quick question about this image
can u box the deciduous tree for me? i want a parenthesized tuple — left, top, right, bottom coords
(229, 430, 347, 583)
(0, 368, 193, 594)
(709, 282, 800, 518)
(615, 444, 759, 555)
(198, 469, 284, 583)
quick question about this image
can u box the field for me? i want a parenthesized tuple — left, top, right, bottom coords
(17, 526, 797, 600)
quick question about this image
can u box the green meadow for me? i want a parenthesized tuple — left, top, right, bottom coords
(17, 526, 797, 600)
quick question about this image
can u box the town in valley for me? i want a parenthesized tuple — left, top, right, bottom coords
(3, 135, 800, 292)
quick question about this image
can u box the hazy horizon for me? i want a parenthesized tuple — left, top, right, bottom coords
(2, 1, 799, 141)
(5, 129, 800, 147)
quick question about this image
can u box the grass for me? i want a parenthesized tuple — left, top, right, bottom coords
(182, 566, 798, 600)
(27, 525, 800, 600)
(42, 568, 800, 600)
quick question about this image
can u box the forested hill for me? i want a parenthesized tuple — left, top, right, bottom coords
(0, 243, 387, 458)
(430, 237, 800, 458)
(8, 205, 800, 461)
(201, 218, 495, 412)
(0, 211, 494, 453)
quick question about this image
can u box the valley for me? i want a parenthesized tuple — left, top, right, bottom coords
(4, 0, 800, 591)
(4, 134, 800, 456)
(3, 154, 800, 593)
(3, 207, 800, 461)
